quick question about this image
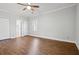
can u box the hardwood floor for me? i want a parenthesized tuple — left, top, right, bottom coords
(0, 35, 78, 55)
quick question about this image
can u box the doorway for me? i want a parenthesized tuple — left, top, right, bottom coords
(16, 19, 28, 37)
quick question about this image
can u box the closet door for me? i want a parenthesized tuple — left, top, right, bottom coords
(16, 19, 28, 37)
(0, 18, 9, 40)
(16, 19, 21, 37)
(21, 20, 28, 36)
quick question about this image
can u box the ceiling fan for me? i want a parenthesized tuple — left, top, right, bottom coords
(17, 3, 39, 13)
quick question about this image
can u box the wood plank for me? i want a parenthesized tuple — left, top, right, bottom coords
(0, 35, 78, 55)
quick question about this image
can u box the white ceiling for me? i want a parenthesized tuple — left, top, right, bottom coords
(0, 3, 76, 17)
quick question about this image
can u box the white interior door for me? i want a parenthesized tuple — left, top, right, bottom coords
(21, 20, 28, 36)
(0, 18, 9, 40)
(16, 19, 28, 37)
(16, 19, 22, 37)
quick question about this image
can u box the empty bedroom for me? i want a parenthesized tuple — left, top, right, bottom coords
(0, 3, 79, 55)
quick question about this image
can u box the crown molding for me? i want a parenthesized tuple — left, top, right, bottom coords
(27, 3, 77, 17)
(42, 4, 76, 15)
(31, 4, 77, 18)
(0, 4, 77, 18)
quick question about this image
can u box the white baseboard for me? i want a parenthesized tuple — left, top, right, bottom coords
(77, 46, 79, 50)
(29, 34, 79, 49)
(75, 43, 79, 50)
(29, 34, 76, 43)
(8, 34, 79, 49)
(10, 34, 28, 39)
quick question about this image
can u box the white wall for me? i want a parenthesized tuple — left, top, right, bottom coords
(0, 11, 16, 38)
(29, 5, 76, 42)
(0, 18, 9, 40)
(0, 10, 28, 39)
(76, 4, 79, 48)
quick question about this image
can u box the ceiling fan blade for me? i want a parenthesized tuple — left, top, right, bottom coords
(23, 7, 27, 11)
(31, 7, 37, 14)
(17, 3, 39, 8)
(31, 8, 35, 11)
(31, 5, 39, 8)
(17, 3, 27, 6)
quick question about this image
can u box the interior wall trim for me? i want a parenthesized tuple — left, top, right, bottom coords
(29, 34, 79, 49)
(31, 4, 76, 17)
(42, 4, 76, 15)
(29, 34, 76, 43)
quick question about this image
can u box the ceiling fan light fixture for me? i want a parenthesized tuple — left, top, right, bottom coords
(17, 3, 39, 14)
(27, 6, 31, 10)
